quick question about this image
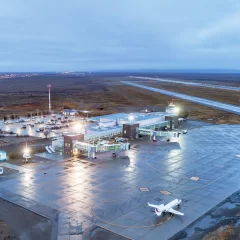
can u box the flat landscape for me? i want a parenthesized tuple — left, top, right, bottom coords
(2, 0, 240, 239)
(0, 73, 240, 239)
(0, 73, 240, 124)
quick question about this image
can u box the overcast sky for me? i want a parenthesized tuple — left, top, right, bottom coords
(1, 0, 240, 72)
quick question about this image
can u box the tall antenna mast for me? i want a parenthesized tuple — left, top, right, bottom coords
(47, 84, 52, 114)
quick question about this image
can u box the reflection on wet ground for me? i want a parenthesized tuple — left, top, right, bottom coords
(0, 122, 240, 239)
(170, 191, 240, 240)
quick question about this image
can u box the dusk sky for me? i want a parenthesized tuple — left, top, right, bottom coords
(1, 0, 240, 72)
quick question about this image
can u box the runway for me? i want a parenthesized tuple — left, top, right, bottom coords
(130, 76, 240, 92)
(122, 81, 240, 115)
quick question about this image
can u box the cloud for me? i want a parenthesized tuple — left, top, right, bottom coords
(0, 0, 240, 71)
(181, 12, 240, 47)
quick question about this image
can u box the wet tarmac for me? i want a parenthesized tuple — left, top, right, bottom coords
(0, 198, 53, 240)
(170, 190, 240, 240)
(83, 226, 129, 240)
(0, 121, 239, 239)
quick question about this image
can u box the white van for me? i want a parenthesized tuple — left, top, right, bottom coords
(23, 153, 31, 159)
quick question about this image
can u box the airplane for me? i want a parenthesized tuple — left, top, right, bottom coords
(148, 199, 184, 216)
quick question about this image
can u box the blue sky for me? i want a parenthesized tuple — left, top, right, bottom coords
(1, 0, 240, 72)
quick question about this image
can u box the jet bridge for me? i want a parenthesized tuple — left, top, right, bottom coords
(136, 128, 180, 140)
(73, 141, 130, 158)
(140, 121, 169, 130)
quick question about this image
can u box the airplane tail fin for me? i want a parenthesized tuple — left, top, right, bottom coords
(155, 208, 162, 216)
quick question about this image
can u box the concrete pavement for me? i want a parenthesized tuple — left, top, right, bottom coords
(0, 123, 240, 239)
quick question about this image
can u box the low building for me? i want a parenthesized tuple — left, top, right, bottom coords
(165, 116, 179, 129)
(89, 112, 171, 139)
(166, 102, 180, 115)
(63, 109, 78, 116)
(89, 112, 170, 127)
(0, 150, 7, 161)
(52, 138, 64, 151)
(52, 111, 175, 153)
(122, 123, 139, 139)
(64, 134, 84, 154)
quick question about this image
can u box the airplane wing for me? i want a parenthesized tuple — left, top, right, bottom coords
(148, 202, 159, 208)
(168, 208, 184, 216)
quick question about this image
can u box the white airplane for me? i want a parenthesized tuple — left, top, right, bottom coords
(148, 199, 184, 216)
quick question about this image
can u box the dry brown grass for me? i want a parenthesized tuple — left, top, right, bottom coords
(203, 225, 234, 240)
(0, 77, 240, 124)
(107, 84, 240, 124)
(141, 81, 240, 106)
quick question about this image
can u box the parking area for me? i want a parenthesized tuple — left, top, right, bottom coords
(0, 122, 239, 239)
(0, 114, 82, 139)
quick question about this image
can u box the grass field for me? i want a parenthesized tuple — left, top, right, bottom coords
(0, 74, 239, 124)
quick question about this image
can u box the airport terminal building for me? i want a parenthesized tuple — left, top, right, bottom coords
(52, 111, 178, 154)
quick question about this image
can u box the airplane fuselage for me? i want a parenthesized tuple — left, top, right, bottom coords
(164, 199, 181, 211)
(154, 199, 182, 216)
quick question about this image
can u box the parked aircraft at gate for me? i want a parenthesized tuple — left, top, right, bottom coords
(148, 199, 184, 216)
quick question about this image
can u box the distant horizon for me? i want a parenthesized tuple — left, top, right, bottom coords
(2, 69, 240, 74)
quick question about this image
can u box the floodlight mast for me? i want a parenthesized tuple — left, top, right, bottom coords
(24, 138, 29, 163)
(47, 84, 52, 114)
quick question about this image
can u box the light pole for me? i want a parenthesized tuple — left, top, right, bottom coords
(74, 123, 82, 134)
(23, 138, 29, 163)
(128, 115, 134, 124)
(82, 124, 90, 158)
(83, 110, 89, 121)
(47, 84, 52, 114)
